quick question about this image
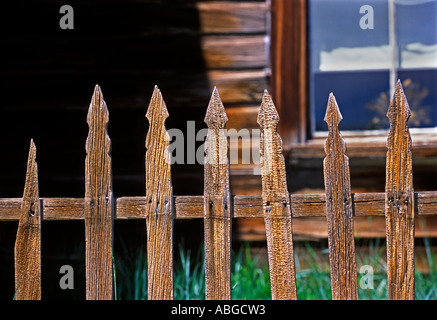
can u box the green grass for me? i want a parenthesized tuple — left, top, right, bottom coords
(295, 243, 332, 300)
(355, 238, 388, 299)
(174, 244, 205, 300)
(114, 243, 271, 300)
(415, 237, 437, 300)
(230, 244, 271, 299)
(114, 239, 437, 300)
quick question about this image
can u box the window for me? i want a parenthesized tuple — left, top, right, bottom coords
(309, 0, 437, 132)
(269, 0, 437, 192)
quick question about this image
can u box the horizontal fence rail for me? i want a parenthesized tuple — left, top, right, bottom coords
(1, 192, 437, 220)
(3, 80, 436, 300)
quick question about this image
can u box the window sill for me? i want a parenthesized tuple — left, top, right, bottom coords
(287, 127, 437, 165)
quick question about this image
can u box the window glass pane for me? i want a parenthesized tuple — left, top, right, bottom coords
(397, 0, 437, 68)
(309, 0, 437, 131)
(310, 0, 389, 72)
(313, 71, 390, 131)
(396, 1, 437, 129)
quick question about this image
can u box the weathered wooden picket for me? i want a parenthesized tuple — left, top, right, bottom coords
(2, 80, 437, 300)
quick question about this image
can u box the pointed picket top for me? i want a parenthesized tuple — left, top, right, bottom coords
(204, 87, 228, 130)
(146, 85, 169, 122)
(385, 79, 413, 195)
(257, 90, 287, 195)
(28, 139, 37, 164)
(386, 79, 411, 127)
(19, 138, 39, 223)
(24, 139, 38, 199)
(87, 84, 109, 125)
(257, 90, 279, 129)
(85, 84, 112, 196)
(386, 79, 412, 153)
(18, 139, 39, 226)
(324, 93, 343, 128)
(204, 87, 229, 182)
(86, 84, 111, 157)
(202, 86, 230, 198)
(145, 86, 171, 164)
(324, 93, 346, 156)
(15, 139, 41, 300)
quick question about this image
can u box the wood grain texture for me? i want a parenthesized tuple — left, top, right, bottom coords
(323, 94, 358, 300)
(197, 2, 267, 34)
(145, 86, 174, 300)
(42, 198, 85, 220)
(207, 70, 267, 104)
(85, 85, 114, 300)
(14, 140, 41, 300)
(385, 80, 415, 300)
(202, 35, 267, 69)
(203, 88, 231, 300)
(257, 91, 297, 300)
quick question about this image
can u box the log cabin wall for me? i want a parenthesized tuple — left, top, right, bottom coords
(0, 0, 269, 199)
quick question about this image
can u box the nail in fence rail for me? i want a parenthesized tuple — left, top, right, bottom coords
(3, 80, 434, 300)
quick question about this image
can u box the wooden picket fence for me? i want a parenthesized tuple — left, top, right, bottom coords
(2, 80, 437, 300)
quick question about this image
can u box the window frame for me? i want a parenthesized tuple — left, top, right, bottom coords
(270, 0, 308, 148)
(270, 0, 437, 158)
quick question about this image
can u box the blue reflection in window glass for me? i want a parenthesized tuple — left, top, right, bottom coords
(310, 0, 437, 131)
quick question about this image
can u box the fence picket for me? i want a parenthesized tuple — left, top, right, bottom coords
(85, 85, 114, 300)
(14, 139, 41, 300)
(257, 90, 297, 300)
(145, 86, 174, 300)
(385, 80, 415, 300)
(203, 87, 232, 300)
(323, 94, 358, 300)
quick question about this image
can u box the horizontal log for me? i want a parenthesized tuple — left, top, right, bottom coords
(197, 2, 268, 34)
(225, 106, 259, 130)
(207, 70, 268, 104)
(202, 35, 267, 69)
(235, 215, 437, 240)
(0, 192, 436, 221)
